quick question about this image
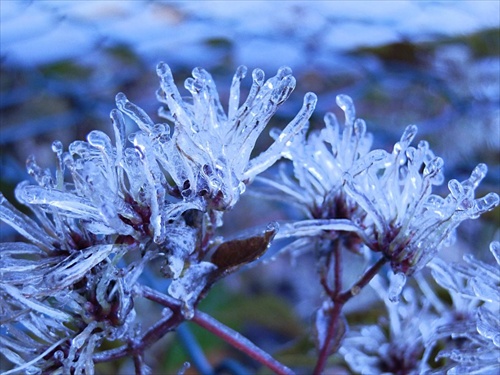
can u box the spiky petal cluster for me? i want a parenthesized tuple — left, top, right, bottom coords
(257, 94, 374, 219)
(261, 94, 499, 275)
(427, 241, 500, 374)
(345, 128, 498, 275)
(0, 64, 315, 373)
(0, 195, 143, 374)
(340, 273, 432, 375)
(118, 63, 317, 213)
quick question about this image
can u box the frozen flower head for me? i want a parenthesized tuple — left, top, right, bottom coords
(427, 241, 500, 374)
(0, 193, 144, 373)
(257, 94, 374, 220)
(0, 63, 317, 372)
(259, 94, 498, 276)
(344, 125, 499, 276)
(340, 273, 432, 375)
(116, 63, 317, 212)
(4, 64, 316, 248)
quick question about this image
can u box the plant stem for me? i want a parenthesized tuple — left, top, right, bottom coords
(192, 310, 295, 375)
(337, 256, 388, 304)
(313, 255, 388, 374)
(93, 312, 184, 363)
(313, 240, 343, 375)
(137, 285, 295, 375)
(312, 299, 343, 375)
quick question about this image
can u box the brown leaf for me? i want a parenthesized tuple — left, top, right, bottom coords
(210, 222, 278, 271)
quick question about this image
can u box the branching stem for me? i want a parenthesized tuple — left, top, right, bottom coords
(313, 253, 388, 374)
(131, 285, 294, 375)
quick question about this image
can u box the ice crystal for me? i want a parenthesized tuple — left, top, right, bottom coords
(0, 237, 142, 374)
(256, 94, 374, 219)
(347, 142, 499, 275)
(0, 62, 498, 374)
(341, 241, 500, 375)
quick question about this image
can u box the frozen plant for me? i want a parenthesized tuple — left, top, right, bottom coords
(340, 241, 500, 375)
(255, 93, 499, 373)
(0, 63, 498, 375)
(339, 273, 433, 375)
(426, 241, 500, 374)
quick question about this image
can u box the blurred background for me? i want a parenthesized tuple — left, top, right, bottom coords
(1, 1, 499, 373)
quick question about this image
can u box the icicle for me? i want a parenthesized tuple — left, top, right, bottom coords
(26, 155, 53, 188)
(336, 94, 356, 126)
(243, 91, 317, 179)
(17, 185, 101, 220)
(394, 125, 418, 154)
(228, 65, 247, 121)
(51, 141, 65, 189)
(116, 93, 155, 133)
(388, 272, 407, 303)
(490, 241, 500, 265)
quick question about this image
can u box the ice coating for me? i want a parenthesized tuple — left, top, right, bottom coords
(135, 62, 315, 211)
(167, 261, 217, 319)
(388, 272, 407, 303)
(1, 62, 499, 374)
(258, 93, 498, 276)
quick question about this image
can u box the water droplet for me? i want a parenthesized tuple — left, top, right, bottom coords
(87, 130, 112, 152)
(336, 94, 355, 125)
(388, 272, 407, 303)
(277, 66, 292, 78)
(252, 68, 265, 84)
(51, 140, 63, 154)
(266, 221, 279, 233)
(156, 61, 171, 77)
(304, 91, 318, 106)
(115, 92, 127, 105)
(182, 303, 195, 320)
(234, 65, 247, 80)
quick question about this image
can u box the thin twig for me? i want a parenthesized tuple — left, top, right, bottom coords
(312, 301, 343, 375)
(136, 285, 294, 375)
(313, 240, 343, 375)
(192, 310, 295, 375)
(338, 256, 388, 304)
(313, 255, 388, 374)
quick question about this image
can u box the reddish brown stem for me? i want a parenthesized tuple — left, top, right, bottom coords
(193, 310, 295, 375)
(137, 285, 295, 375)
(313, 255, 388, 374)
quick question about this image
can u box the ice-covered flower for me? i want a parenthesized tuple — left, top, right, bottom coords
(340, 273, 434, 375)
(117, 63, 317, 213)
(427, 241, 500, 374)
(340, 241, 500, 375)
(0, 205, 144, 374)
(345, 128, 499, 275)
(259, 94, 499, 275)
(0, 63, 317, 372)
(256, 94, 374, 220)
